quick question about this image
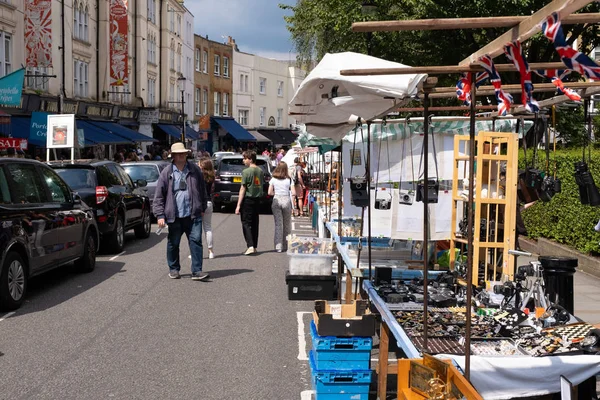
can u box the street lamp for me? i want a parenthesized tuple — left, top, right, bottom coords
(361, 1, 378, 56)
(177, 75, 186, 143)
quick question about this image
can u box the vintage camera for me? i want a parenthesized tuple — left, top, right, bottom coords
(493, 281, 515, 297)
(517, 169, 541, 203)
(349, 177, 369, 207)
(374, 196, 391, 210)
(538, 175, 559, 202)
(398, 190, 414, 205)
(415, 179, 439, 203)
(573, 161, 600, 206)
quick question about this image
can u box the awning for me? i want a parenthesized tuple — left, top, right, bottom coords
(213, 117, 256, 142)
(257, 129, 298, 145)
(10, 116, 46, 147)
(88, 120, 155, 142)
(76, 120, 131, 145)
(156, 124, 182, 139)
(185, 126, 200, 140)
(249, 130, 271, 142)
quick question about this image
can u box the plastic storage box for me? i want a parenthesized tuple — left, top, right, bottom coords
(285, 272, 337, 301)
(309, 351, 372, 400)
(287, 236, 335, 276)
(310, 320, 372, 370)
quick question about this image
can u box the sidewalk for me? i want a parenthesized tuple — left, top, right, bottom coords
(519, 253, 600, 324)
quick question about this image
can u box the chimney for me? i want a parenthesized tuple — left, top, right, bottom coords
(227, 36, 239, 51)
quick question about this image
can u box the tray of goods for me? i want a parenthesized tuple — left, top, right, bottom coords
(412, 336, 465, 355)
(287, 236, 335, 255)
(470, 338, 529, 356)
(543, 322, 594, 344)
(514, 331, 582, 357)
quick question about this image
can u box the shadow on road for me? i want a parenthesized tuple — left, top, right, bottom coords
(17, 260, 125, 315)
(206, 268, 253, 279)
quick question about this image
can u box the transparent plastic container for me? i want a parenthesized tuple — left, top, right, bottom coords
(287, 236, 335, 276)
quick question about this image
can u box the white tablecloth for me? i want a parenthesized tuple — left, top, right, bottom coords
(439, 354, 600, 399)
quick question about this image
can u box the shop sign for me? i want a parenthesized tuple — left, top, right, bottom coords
(41, 99, 58, 113)
(0, 69, 25, 107)
(46, 114, 76, 149)
(0, 138, 28, 150)
(63, 102, 78, 114)
(85, 105, 112, 118)
(30, 111, 49, 142)
(295, 147, 318, 154)
(139, 109, 159, 124)
(118, 108, 137, 119)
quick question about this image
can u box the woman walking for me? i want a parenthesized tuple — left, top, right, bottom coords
(268, 162, 296, 252)
(199, 158, 216, 259)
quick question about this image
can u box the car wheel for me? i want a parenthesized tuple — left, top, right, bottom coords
(134, 208, 151, 239)
(0, 252, 27, 311)
(107, 215, 125, 253)
(75, 231, 97, 273)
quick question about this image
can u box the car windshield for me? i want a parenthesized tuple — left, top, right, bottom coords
(123, 165, 160, 183)
(54, 168, 96, 189)
(219, 159, 269, 175)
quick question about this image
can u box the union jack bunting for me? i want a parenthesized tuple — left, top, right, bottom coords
(534, 69, 581, 101)
(456, 72, 490, 105)
(542, 12, 600, 80)
(504, 41, 539, 113)
(478, 55, 513, 116)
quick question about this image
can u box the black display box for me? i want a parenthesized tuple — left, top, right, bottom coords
(285, 272, 337, 301)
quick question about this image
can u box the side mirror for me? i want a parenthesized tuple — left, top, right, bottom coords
(73, 192, 82, 205)
(136, 179, 148, 188)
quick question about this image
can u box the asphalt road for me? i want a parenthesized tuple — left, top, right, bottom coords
(0, 210, 316, 400)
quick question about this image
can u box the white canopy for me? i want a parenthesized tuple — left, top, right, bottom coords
(289, 52, 427, 141)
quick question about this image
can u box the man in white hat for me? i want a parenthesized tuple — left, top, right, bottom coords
(153, 142, 210, 280)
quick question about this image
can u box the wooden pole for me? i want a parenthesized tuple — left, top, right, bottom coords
(340, 62, 566, 76)
(351, 13, 600, 32)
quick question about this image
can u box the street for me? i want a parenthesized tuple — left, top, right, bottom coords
(0, 211, 315, 400)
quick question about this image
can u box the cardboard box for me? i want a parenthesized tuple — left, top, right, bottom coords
(313, 300, 376, 337)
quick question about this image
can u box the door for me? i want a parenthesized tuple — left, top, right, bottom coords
(39, 166, 86, 263)
(4, 163, 62, 272)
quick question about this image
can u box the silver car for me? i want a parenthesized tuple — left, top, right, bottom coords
(122, 161, 170, 214)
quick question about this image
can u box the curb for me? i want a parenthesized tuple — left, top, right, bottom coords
(520, 237, 600, 279)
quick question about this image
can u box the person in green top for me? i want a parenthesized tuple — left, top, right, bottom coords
(235, 150, 264, 255)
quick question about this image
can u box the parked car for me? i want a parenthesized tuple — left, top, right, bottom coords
(52, 160, 151, 253)
(213, 155, 272, 210)
(211, 151, 237, 170)
(121, 160, 170, 216)
(0, 158, 99, 311)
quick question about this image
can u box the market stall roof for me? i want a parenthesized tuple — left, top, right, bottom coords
(88, 120, 156, 143)
(289, 52, 427, 141)
(212, 117, 256, 142)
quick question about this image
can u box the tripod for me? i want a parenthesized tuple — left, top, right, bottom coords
(508, 250, 549, 312)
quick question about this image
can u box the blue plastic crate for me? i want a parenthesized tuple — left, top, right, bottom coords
(310, 321, 372, 370)
(309, 352, 371, 398)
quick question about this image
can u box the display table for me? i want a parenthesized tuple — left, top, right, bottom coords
(363, 279, 600, 399)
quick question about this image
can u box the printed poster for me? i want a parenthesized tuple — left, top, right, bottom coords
(25, 0, 53, 68)
(109, 0, 129, 86)
(46, 114, 76, 149)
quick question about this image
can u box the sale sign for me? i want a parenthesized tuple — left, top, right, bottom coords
(0, 138, 28, 150)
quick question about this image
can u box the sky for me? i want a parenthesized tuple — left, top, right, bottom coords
(186, 0, 297, 60)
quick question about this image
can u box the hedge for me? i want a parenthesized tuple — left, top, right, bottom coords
(518, 148, 600, 254)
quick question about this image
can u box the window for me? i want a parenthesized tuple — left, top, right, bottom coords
(147, 0, 155, 24)
(169, 7, 174, 32)
(244, 75, 248, 92)
(214, 55, 220, 76)
(176, 44, 181, 73)
(202, 50, 208, 73)
(239, 74, 244, 92)
(195, 48, 200, 71)
(170, 41, 175, 70)
(0, 31, 12, 77)
(223, 57, 229, 77)
(84, 6, 89, 41)
(176, 15, 181, 36)
(147, 78, 156, 106)
(259, 107, 266, 126)
(277, 81, 284, 97)
(6, 163, 46, 204)
(238, 109, 248, 126)
(214, 92, 220, 116)
(40, 168, 70, 203)
(195, 88, 200, 115)
(73, 3, 79, 38)
(202, 89, 208, 114)
(73, 3, 88, 41)
(277, 108, 283, 127)
(26, 66, 49, 91)
(169, 83, 175, 103)
(222, 93, 229, 116)
(97, 165, 121, 187)
(259, 77, 266, 95)
(73, 60, 89, 97)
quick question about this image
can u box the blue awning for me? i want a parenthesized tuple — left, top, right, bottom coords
(88, 120, 155, 142)
(76, 120, 131, 145)
(156, 124, 182, 139)
(185, 126, 200, 140)
(10, 116, 48, 147)
(213, 117, 256, 142)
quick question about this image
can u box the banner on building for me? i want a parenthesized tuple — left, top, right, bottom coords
(25, 0, 53, 68)
(109, 0, 129, 86)
(46, 114, 76, 149)
(0, 69, 25, 107)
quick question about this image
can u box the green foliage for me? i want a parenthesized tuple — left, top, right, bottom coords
(555, 105, 587, 147)
(519, 149, 600, 254)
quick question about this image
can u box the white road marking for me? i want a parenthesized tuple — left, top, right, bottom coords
(298, 225, 312, 229)
(300, 390, 314, 399)
(297, 311, 311, 361)
(109, 251, 125, 261)
(0, 312, 15, 322)
(292, 222, 296, 230)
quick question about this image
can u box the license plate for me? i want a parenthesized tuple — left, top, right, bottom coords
(233, 177, 242, 183)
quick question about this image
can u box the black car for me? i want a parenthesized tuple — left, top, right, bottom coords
(0, 158, 99, 311)
(213, 155, 272, 210)
(52, 160, 151, 253)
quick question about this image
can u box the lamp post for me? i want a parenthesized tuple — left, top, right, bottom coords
(177, 75, 186, 143)
(361, 1, 378, 56)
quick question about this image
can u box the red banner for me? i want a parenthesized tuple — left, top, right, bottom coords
(25, 0, 53, 68)
(0, 138, 28, 150)
(109, 0, 129, 86)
